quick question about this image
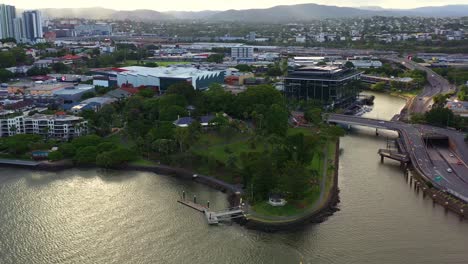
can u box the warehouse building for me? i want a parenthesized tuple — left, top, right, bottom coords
(116, 66, 225, 92)
(53, 84, 95, 105)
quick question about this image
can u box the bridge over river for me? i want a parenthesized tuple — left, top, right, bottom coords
(327, 114, 468, 203)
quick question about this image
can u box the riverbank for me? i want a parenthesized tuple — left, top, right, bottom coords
(238, 139, 341, 232)
(0, 140, 342, 232)
(361, 88, 419, 120)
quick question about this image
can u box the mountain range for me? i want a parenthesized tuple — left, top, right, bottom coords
(38, 4, 468, 22)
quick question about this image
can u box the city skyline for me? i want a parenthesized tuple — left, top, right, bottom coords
(1, 0, 468, 12)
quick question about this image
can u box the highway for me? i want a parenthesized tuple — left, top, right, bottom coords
(328, 114, 468, 203)
(383, 56, 456, 114)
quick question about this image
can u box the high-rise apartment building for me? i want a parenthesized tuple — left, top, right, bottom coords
(0, 4, 16, 39)
(13, 17, 25, 42)
(22, 10, 43, 41)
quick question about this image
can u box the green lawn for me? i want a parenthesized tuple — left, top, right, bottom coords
(288, 127, 316, 136)
(252, 185, 321, 217)
(157, 61, 191, 66)
(191, 132, 252, 165)
(129, 158, 160, 167)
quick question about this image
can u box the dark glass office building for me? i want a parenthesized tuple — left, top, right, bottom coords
(284, 66, 361, 107)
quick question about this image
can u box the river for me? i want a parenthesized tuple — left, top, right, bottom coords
(0, 92, 467, 264)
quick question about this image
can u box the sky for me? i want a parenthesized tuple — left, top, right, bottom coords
(2, 0, 467, 11)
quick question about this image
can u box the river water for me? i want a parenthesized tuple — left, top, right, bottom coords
(1, 92, 467, 264)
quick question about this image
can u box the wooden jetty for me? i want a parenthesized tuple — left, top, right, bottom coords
(178, 197, 245, 225)
(177, 200, 207, 212)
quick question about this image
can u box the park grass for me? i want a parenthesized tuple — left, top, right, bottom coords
(129, 158, 160, 167)
(191, 132, 252, 165)
(157, 61, 191, 66)
(287, 127, 316, 136)
(252, 185, 322, 217)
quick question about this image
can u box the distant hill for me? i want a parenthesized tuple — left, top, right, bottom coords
(406, 5, 468, 17)
(166, 10, 220, 20)
(114, 9, 173, 21)
(38, 4, 468, 22)
(207, 4, 388, 22)
(40, 7, 173, 21)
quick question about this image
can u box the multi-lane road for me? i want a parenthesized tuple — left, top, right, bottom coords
(383, 56, 456, 114)
(328, 114, 468, 203)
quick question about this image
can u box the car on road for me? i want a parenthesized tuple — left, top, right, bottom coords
(449, 154, 454, 157)
(379, 121, 385, 124)
(457, 161, 463, 165)
(447, 168, 453, 173)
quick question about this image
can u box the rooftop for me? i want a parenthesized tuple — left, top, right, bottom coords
(118, 66, 224, 79)
(27, 113, 83, 121)
(286, 66, 360, 81)
(53, 85, 94, 95)
(81, 96, 116, 105)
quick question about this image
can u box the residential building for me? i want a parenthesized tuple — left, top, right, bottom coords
(231, 47, 254, 62)
(446, 101, 468, 117)
(0, 111, 24, 137)
(13, 17, 24, 42)
(1, 111, 87, 139)
(22, 10, 43, 42)
(116, 66, 225, 92)
(0, 4, 16, 39)
(284, 66, 361, 107)
(23, 114, 87, 140)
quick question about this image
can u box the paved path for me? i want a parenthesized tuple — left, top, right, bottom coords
(0, 159, 40, 166)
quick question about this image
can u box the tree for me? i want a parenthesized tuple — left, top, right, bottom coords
(71, 135, 102, 150)
(304, 108, 322, 125)
(264, 104, 289, 136)
(279, 161, 309, 199)
(74, 146, 98, 164)
(0, 68, 14, 82)
(266, 63, 282, 76)
(138, 88, 155, 98)
(27, 67, 50, 76)
(151, 139, 177, 156)
(425, 107, 457, 128)
(145, 62, 158, 67)
(235, 64, 252, 72)
(344, 61, 355, 68)
(81, 91, 96, 100)
(174, 127, 190, 152)
(432, 94, 450, 108)
(51, 62, 69, 73)
(159, 105, 187, 121)
(207, 53, 224, 63)
(48, 151, 63, 161)
(165, 82, 196, 104)
(371, 81, 387, 91)
(0, 51, 16, 68)
(187, 121, 202, 143)
(96, 147, 135, 168)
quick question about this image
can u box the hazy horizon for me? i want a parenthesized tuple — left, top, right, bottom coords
(2, 0, 468, 12)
